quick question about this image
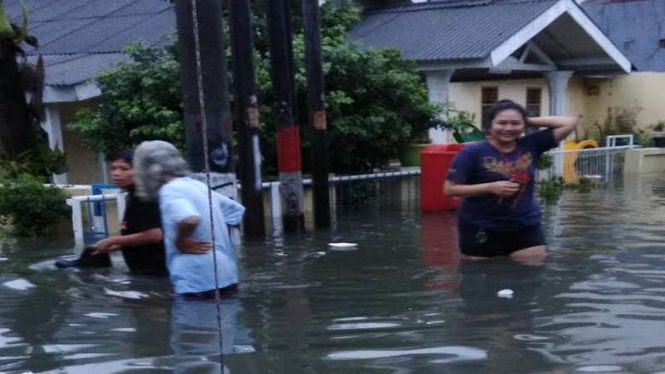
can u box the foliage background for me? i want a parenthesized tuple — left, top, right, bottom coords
(0, 173, 70, 236)
(70, 1, 441, 175)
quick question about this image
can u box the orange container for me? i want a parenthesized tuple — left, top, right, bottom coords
(420, 143, 466, 213)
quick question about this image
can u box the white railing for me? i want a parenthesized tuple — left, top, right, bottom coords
(607, 134, 634, 148)
(540, 144, 635, 183)
(65, 170, 421, 243)
(66, 193, 125, 245)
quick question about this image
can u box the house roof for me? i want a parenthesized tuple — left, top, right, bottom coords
(6, 0, 175, 88)
(348, 0, 632, 74)
(348, 0, 560, 61)
(583, 0, 665, 72)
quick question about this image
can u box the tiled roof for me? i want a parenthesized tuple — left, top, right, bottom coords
(6, 0, 175, 86)
(583, 0, 665, 72)
(348, 0, 560, 61)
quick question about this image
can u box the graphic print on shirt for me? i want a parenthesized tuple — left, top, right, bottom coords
(481, 152, 533, 207)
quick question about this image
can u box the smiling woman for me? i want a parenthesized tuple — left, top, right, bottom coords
(443, 99, 578, 262)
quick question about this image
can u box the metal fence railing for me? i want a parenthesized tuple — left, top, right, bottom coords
(265, 169, 420, 232)
(538, 145, 634, 184)
(66, 169, 421, 243)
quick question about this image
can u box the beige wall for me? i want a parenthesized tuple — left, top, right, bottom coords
(57, 101, 106, 185)
(448, 73, 665, 140)
(575, 72, 665, 134)
(449, 78, 551, 127)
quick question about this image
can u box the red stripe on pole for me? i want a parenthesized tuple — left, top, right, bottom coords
(276, 126, 301, 172)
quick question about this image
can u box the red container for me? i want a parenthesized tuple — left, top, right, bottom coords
(420, 143, 466, 213)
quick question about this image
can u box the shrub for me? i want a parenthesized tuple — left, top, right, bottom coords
(0, 146, 67, 179)
(0, 174, 70, 236)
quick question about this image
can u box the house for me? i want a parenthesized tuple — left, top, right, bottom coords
(5, 0, 176, 184)
(6, 0, 661, 185)
(348, 0, 638, 143)
(578, 0, 665, 133)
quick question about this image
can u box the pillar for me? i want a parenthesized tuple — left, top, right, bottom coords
(545, 71, 574, 116)
(425, 70, 454, 143)
(41, 104, 68, 184)
(545, 71, 574, 177)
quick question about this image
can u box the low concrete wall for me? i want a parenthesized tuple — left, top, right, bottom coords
(625, 148, 665, 174)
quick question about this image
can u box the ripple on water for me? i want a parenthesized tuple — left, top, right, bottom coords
(327, 346, 487, 363)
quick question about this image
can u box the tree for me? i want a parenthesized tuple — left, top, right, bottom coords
(0, 1, 43, 156)
(70, 44, 184, 155)
(71, 1, 441, 174)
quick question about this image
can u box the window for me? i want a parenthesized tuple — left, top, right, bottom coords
(481, 87, 498, 129)
(526, 88, 542, 117)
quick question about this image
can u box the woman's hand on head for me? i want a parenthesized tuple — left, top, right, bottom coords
(489, 181, 521, 197)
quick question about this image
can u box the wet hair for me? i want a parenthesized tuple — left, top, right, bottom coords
(484, 99, 529, 134)
(133, 141, 190, 200)
(105, 148, 134, 165)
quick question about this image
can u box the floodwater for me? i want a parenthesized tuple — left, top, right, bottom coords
(2, 175, 665, 374)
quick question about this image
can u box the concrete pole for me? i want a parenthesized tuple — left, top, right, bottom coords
(174, 0, 236, 198)
(303, 0, 331, 229)
(229, 0, 266, 238)
(425, 70, 455, 144)
(267, 0, 305, 232)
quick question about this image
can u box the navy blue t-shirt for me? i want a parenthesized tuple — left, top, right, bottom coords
(446, 129, 557, 232)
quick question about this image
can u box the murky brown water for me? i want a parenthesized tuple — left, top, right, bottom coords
(2, 175, 665, 373)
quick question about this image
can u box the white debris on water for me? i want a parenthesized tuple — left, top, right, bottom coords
(103, 288, 149, 300)
(2, 279, 36, 291)
(328, 242, 357, 248)
(84, 313, 118, 319)
(497, 289, 514, 298)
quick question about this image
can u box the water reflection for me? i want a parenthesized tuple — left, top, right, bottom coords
(5, 176, 665, 373)
(170, 297, 253, 374)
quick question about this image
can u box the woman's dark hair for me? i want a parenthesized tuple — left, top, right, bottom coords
(105, 148, 134, 165)
(483, 99, 529, 134)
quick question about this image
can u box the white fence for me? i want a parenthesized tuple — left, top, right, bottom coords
(65, 137, 635, 243)
(539, 135, 636, 183)
(66, 193, 126, 245)
(66, 169, 421, 244)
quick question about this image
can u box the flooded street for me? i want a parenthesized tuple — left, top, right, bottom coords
(3, 175, 665, 373)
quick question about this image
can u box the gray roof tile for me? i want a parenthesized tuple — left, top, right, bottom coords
(583, 0, 665, 72)
(348, 0, 559, 61)
(38, 15, 155, 55)
(5, 0, 175, 87)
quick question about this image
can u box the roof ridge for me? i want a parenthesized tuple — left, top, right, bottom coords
(365, 0, 558, 14)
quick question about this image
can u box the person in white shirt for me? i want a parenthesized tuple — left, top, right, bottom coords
(133, 140, 245, 298)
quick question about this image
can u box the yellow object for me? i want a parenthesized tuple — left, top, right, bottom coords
(562, 140, 599, 183)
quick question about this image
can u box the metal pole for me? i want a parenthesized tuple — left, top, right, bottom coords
(229, 0, 266, 238)
(302, 0, 331, 229)
(267, 0, 305, 232)
(174, 0, 236, 191)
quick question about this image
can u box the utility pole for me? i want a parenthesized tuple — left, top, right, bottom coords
(267, 0, 305, 232)
(302, 0, 331, 228)
(229, 0, 266, 238)
(174, 0, 236, 198)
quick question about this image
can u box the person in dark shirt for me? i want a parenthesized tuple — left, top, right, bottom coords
(56, 149, 167, 275)
(444, 100, 578, 262)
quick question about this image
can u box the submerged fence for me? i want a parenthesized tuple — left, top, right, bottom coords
(66, 169, 421, 244)
(538, 145, 633, 183)
(65, 136, 637, 243)
(538, 135, 636, 183)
